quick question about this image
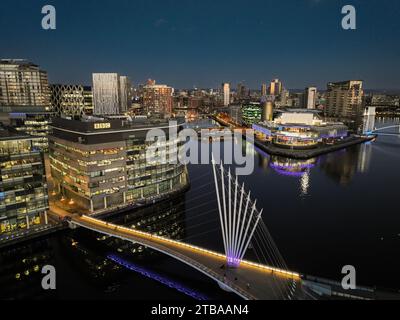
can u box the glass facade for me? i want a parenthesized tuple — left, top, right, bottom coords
(0, 60, 53, 151)
(0, 133, 49, 235)
(50, 84, 93, 117)
(0, 60, 50, 107)
(49, 118, 189, 214)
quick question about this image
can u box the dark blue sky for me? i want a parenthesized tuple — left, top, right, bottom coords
(1, 0, 399, 89)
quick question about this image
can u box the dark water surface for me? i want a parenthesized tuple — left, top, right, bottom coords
(1, 118, 399, 300)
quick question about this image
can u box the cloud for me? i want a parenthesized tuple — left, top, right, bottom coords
(154, 18, 168, 28)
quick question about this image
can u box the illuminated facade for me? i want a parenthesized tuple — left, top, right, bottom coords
(50, 84, 93, 117)
(49, 117, 189, 214)
(253, 110, 348, 149)
(222, 83, 230, 107)
(269, 79, 283, 96)
(92, 73, 131, 115)
(261, 83, 267, 97)
(326, 80, 364, 118)
(0, 129, 49, 235)
(0, 60, 53, 150)
(142, 80, 173, 115)
(0, 60, 50, 107)
(242, 102, 262, 126)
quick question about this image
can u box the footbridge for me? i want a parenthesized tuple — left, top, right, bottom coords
(71, 214, 304, 300)
(59, 160, 309, 300)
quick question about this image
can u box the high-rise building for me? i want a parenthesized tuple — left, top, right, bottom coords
(269, 79, 283, 96)
(92, 73, 131, 115)
(326, 80, 364, 118)
(0, 128, 49, 236)
(142, 80, 173, 115)
(0, 59, 53, 150)
(119, 76, 132, 113)
(0, 60, 50, 107)
(222, 83, 230, 106)
(49, 117, 188, 213)
(261, 83, 267, 97)
(50, 84, 93, 117)
(304, 87, 317, 109)
(237, 83, 247, 100)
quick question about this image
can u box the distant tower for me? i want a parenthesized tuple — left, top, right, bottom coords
(304, 87, 317, 109)
(269, 79, 283, 96)
(261, 83, 267, 97)
(222, 83, 230, 106)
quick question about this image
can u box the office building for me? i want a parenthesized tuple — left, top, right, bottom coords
(50, 84, 93, 117)
(326, 80, 364, 118)
(261, 83, 267, 97)
(304, 87, 317, 109)
(237, 83, 247, 100)
(0, 128, 49, 235)
(222, 83, 230, 106)
(49, 117, 189, 214)
(92, 73, 131, 115)
(0, 59, 50, 107)
(269, 79, 283, 96)
(0, 60, 53, 150)
(142, 80, 173, 115)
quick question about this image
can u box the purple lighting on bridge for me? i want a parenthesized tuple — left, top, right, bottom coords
(107, 254, 208, 301)
(227, 256, 241, 268)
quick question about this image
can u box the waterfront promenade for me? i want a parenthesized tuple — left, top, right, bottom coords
(212, 115, 375, 159)
(252, 135, 375, 160)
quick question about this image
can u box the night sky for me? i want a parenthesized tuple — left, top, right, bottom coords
(1, 0, 400, 89)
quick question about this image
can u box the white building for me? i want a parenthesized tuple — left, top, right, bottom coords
(362, 107, 376, 134)
(304, 87, 317, 109)
(93, 73, 131, 115)
(222, 83, 230, 106)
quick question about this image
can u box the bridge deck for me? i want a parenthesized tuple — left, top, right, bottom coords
(73, 215, 305, 300)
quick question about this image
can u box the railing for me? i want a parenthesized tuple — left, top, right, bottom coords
(73, 218, 257, 300)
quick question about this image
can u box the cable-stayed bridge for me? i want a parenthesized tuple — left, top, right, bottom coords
(53, 160, 310, 300)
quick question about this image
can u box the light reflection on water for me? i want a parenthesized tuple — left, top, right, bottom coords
(0, 118, 399, 299)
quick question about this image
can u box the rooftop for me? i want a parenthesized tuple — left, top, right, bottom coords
(0, 126, 32, 141)
(0, 59, 39, 68)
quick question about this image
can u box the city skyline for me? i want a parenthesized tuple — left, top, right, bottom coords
(1, 0, 400, 89)
(1, 0, 400, 305)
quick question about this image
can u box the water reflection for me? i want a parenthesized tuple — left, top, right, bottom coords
(269, 156, 317, 178)
(104, 196, 186, 257)
(300, 170, 310, 196)
(319, 143, 372, 186)
(0, 239, 56, 300)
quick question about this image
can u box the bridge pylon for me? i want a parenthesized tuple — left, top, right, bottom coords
(212, 157, 263, 268)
